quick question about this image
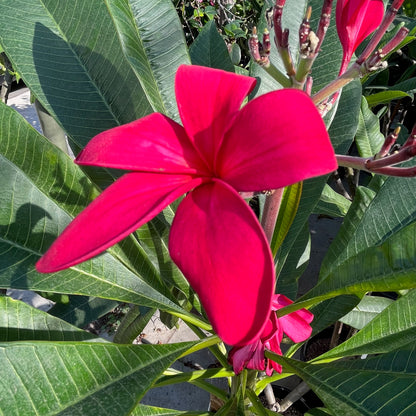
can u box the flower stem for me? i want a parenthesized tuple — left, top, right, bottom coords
(261, 188, 285, 244)
(312, 63, 363, 105)
(262, 62, 292, 88)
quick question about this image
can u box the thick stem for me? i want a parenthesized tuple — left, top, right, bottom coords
(278, 381, 311, 412)
(312, 62, 362, 105)
(262, 62, 292, 88)
(261, 188, 285, 244)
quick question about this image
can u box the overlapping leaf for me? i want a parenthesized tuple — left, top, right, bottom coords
(0, 296, 98, 341)
(189, 21, 235, 72)
(315, 290, 416, 361)
(0, 341, 195, 415)
(355, 97, 385, 158)
(301, 220, 416, 307)
(321, 175, 416, 280)
(0, 103, 191, 318)
(0, 0, 150, 148)
(274, 344, 416, 415)
(105, 0, 190, 119)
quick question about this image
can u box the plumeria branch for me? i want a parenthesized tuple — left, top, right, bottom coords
(261, 188, 285, 243)
(337, 124, 416, 177)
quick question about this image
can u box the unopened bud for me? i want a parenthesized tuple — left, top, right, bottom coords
(263, 29, 271, 55)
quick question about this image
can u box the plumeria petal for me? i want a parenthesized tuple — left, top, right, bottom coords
(336, 0, 384, 73)
(36, 173, 204, 273)
(229, 341, 264, 374)
(75, 113, 209, 175)
(217, 89, 337, 191)
(169, 179, 274, 346)
(265, 336, 283, 375)
(246, 342, 266, 372)
(175, 65, 256, 167)
(273, 294, 313, 343)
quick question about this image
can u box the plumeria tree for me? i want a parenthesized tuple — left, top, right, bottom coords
(0, 0, 416, 414)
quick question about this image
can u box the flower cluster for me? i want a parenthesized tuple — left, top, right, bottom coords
(229, 295, 313, 375)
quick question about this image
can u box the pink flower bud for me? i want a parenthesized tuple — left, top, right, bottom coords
(336, 0, 384, 74)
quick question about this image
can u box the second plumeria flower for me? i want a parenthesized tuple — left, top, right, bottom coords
(336, 0, 384, 74)
(36, 65, 336, 347)
(229, 295, 314, 375)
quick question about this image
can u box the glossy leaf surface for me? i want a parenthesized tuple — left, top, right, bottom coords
(0, 341, 195, 415)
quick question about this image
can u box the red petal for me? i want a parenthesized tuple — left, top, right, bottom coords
(36, 173, 203, 273)
(336, 0, 384, 65)
(265, 336, 283, 375)
(351, 0, 384, 49)
(169, 180, 275, 346)
(175, 65, 256, 168)
(217, 89, 337, 191)
(273, 295, 313, 343)
(229, 341, 264, 374)
(75, 113, 209, 175)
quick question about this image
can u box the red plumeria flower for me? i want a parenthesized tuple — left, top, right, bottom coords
(336, 0, 384, 74)
(229, 295, 313, 375)
(36, 65, 336, 346)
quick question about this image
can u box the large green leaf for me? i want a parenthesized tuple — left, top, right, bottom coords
(338, 295, 393, 330)
(316, 290, 416, 361)
(189, 21, 235, 72)
(321, 174, 416, 280)
(47, 295, 119, 327)
(0, 0, 154, 149)
(105, 0, 190, 119)
(0, 341, 195, 415)
(0, 296, 98, 341)
(300, 220, 416, 307)
(355, 97, 385, 158)
(131, 404, 211, 415)
(273, 344, 416, 415)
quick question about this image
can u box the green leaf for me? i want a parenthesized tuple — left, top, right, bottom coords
(271, 183, 303, 257)
(301, 220, 416, 306)
(365, 90, 411, 107)
(339, 295, 393, 330)
(274, 344, 416, 416)
(0, 296, 98, 341)
(316, 290, 416, 361)
(105, 0, 190, 119)
(388, 77, 416, 95)
(47, 295, 119, 327)
(321, 174, 416, 281)
(131, 404, 211, 415)
(0, 0, 154, 149)
(313, 184, 352, 217)
(355, 97, 385, 158)
(308, 295, 361, 337)
(0, 341, 196, 415)
(276, 222, 310, 299)
(189, 21, 235, 72)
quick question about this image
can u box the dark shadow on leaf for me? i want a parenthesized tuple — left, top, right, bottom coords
(32, 22, 141, 150)
(0, 203, 53, 291)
